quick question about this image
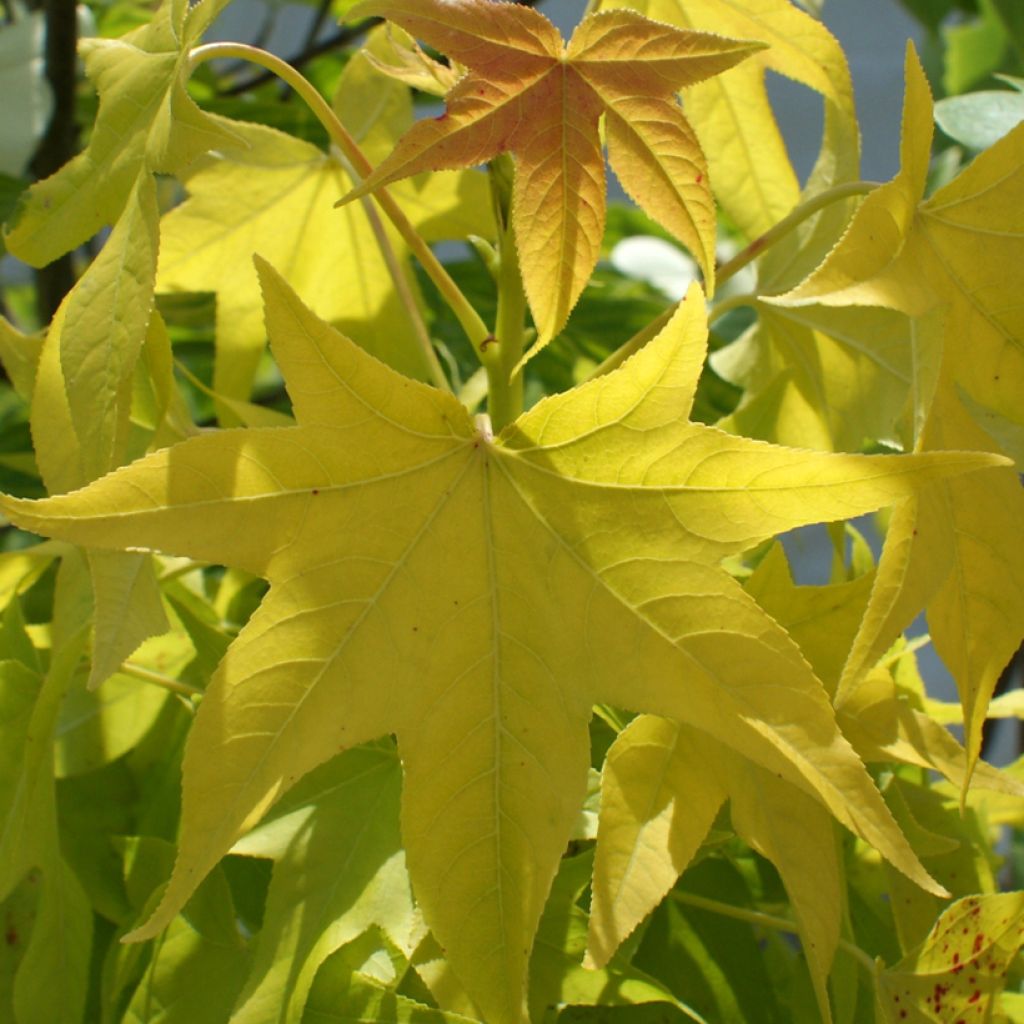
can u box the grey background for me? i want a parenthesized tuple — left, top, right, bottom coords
(211, 0, 923, 180)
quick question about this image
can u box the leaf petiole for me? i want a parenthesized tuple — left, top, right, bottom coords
(186, 43, 492, 366)
(586, 180, 881, 381)
(716, 180, 880, 287)
(484, 156, 527, 431)
(671, 891, 877, 975)
(118, 660, 204, 700)
(334, 149, 452, 392)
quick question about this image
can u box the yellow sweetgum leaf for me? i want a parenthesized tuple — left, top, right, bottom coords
(605, 0, 858, 258)
(158, 41, 493, 404)
(0, 263, 1007, 1024)
(588, 716, 842, 1024)
(770, 47, 1024, 784)
(339, 0, 764, 351)
(876, 893, 1024, 1024)
(776, 43, 1024, 448)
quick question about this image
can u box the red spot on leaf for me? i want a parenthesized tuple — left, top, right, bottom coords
(968, 991, 981, 1003)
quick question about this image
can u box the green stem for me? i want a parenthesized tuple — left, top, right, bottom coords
(587, 303, 675, 380)
(671, 892, 877, 975)
(186, 43, 491, 358)
(484, 157, 527, 432)
(716, 180, 878, 288)
(585, 180, 878, 382)
(337, 151, 451, 392)
(708, 292, 757, 325)
(120, 661, 204, 699)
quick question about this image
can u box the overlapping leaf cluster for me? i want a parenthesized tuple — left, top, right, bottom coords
(0, 1, 1022, 1023)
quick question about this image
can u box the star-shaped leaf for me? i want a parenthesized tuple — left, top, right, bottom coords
(0, 262, 1006, 1024)
(775, 43, 1024, 445)
(773, 47, 1024, 781)
(339, 0, 764, 351)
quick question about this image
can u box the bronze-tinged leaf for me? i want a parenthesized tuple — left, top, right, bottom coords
(340, 0, 761, 352)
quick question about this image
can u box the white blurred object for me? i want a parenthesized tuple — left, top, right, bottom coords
(0, 1, 53, 177)
(610, 235, 697, 302)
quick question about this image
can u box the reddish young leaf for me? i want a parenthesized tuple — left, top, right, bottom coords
(339, 0, 762, 353)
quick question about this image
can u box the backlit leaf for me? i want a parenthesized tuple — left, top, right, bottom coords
(776, 43, 1024, 449)
(876, 893, 1024, 1023)
(589, 719, 841, 1024)
(158, 44, 493, 403)
(228, 743, 415, 1024)
(341, 0, 761, 349)
(3, 0, 238, 266)
(0, 265, 1006, 1024)
(774, 46, 1024, 781)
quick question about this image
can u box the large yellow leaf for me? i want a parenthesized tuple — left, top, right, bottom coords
(588, 717, 841, 1024)
(3, 0, 238, 266)
(158, 45, 493, 403)
(340, 0, 762, 349)
(0, 265, 1007, 1024)
(606, 0, 858, 253)
(776, 43, 1024, 444)
(773, 46, 1024, 782)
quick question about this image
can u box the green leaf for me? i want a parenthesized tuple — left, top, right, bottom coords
(120, 839, 251, 1024)
(3, 0, 239, 266)
(54, 630, 192, 777)
(2, 265, 1008, 1024)
(228, 742, 416, 1024)
(304, 961, 481, 1024)
(11, 858, 92, 1024)
(942, 0, 1010, 96)
(530, 850, 705, 1023)
(86, 549, 170, 691)
(935, 89, 1024, 150)
(0, 316, 42, 403)
(635, 861, 787, 1024)
(58, 174, 160, 484)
